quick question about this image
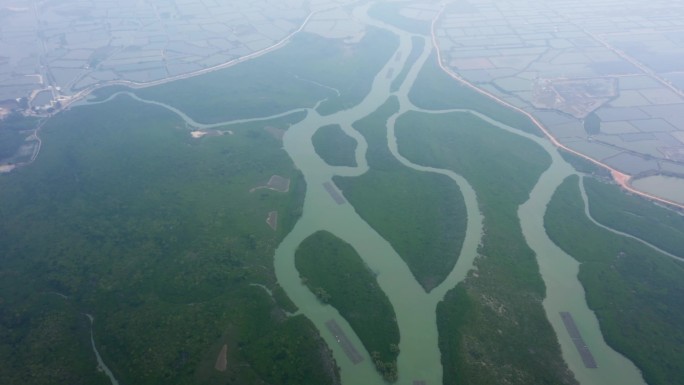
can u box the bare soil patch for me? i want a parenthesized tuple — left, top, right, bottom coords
(214, 344, 228, 372)
(266, 211, 278, 230)
(264, 126, 285, 141)
(250, 175, 290, 193)
(191, 129, 233, 138)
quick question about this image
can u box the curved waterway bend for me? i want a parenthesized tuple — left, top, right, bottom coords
(279, 3, 646, 385)
(85, 314, 120, 385)
(385, 46, 646, 385)
(509, 124, 647, 385)
(579, 178, 683, 262)
(378, 5, 644, 384)
(283, 6, 486, 384)
(275, 8, 456, 384)
(71, 3, 647, 384)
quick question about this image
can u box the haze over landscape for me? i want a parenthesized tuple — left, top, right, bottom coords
(1, 1, 683, 385)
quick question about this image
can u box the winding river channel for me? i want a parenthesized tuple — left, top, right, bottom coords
(273, 4, 647, 385)
(79, 3, 650, 385)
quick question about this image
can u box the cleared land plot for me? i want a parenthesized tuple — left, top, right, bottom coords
(532, 78, 616, 119)
(251, 175, 290, 192)
(215, 344, 228, 372)
(264, 126, 285, 141)
(266, 211, 278, 230)
(631, 175, 684, 206)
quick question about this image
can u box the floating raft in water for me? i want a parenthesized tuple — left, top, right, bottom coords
(323, 181, 346, 205)
(560, 311, 598, 368)
(325, 319, 363, 364)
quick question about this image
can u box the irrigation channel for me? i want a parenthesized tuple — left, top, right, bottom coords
(78, 3, 650, 385)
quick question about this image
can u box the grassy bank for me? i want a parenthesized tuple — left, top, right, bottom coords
(311, 124, 357, 167)
(295, 231, 400, 382)
(395, 110, 577, 385)
(334, 97, 468, 292)
(584, 177, 684, 257)
(0, 94, 338, 385)
(545, 176, 684, 385)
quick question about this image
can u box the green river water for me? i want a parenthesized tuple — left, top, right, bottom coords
(81, 2, 649, 384)
(274, 3, 647, 385)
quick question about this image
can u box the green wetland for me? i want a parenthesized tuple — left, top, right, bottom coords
(583, 178, 684, 257)
(545, 176, 684, 385)
(395, 110, 576, 385)
(0, 93, 337, 385)
(1, 2, 682, 385)
(295, 231, 400, 381)
(334, 98, 468, 292)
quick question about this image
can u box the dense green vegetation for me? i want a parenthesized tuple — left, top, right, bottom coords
(129, 29, 397, 123)
(409, 54, 542, 135)
(295, 231, 400, 382)
(368, 1, 432, 35)
(133, 45, 327, 124)
(0, 275, 110, 385)
(545, 176, 684, 385)
(335, 97, 468, 292)
(0, 94, 339, 385)
(584, 112, 601, 135)
(584, 177, 684, 257)
(390, 37, 425, 93)
(0, 127, 27, 159)
(396, 111, 577, 385)
(311, 124, 357, 167)
(0, 113, 40, 159)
